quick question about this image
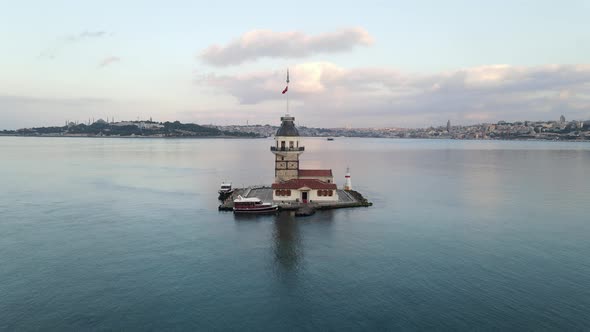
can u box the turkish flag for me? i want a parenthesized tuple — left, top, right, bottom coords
(282, 86, 288, 94)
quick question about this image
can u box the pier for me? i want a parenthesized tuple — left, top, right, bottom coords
(218, 186, 372, 216)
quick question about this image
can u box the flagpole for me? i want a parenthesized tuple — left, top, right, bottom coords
(286, 69, 290, 115)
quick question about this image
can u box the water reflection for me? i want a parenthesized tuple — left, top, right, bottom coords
(272, 212, 302, 274)
(231, 213, 268, 222)
(232, 210, 336, 282)
(313, 209, 336, 223)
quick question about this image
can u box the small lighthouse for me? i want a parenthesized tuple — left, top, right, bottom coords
(344, 167, 352, 191)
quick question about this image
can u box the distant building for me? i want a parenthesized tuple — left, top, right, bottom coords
(138, 122, 163, 129)
(112, 121, 137, 127)
(446, 120, 451, 132)
(111, 121, 163, 129)
(560, 115, 566, 124)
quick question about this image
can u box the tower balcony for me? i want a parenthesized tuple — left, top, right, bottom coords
(271, 146, 304, 152)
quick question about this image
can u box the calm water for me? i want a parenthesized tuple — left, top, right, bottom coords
(1, 137, 589, 330)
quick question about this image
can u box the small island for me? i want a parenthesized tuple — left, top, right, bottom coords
(218, 112, 372, 217)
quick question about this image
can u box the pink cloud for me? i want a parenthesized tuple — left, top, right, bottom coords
(199, 27, 374, 67)
(195, 63, 590, 126)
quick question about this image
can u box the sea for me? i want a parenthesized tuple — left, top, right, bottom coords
(1, 136, 589, 330)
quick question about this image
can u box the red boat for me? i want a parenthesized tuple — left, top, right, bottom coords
(233, 196, 278, 213)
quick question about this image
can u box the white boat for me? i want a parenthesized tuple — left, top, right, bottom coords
(233, 195, 278, 213)
(218, 182, 234, 200)
(218, 182, 233, 194)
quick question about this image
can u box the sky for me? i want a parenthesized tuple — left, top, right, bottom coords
(2, 0, 590, 129)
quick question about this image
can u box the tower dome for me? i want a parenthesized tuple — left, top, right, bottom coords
(276, 114, 299, 137)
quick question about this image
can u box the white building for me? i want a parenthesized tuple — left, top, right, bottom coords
(112, 121, 164, 129)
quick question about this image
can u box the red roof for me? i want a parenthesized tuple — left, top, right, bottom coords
(272, 178, 337, 190)
(298, 169, 333, 177)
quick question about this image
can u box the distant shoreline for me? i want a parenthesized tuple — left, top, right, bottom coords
(1, 134, 588, 143)
(0, 134, 265, 139)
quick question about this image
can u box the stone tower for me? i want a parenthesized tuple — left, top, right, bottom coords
(271, 114, 304, 182)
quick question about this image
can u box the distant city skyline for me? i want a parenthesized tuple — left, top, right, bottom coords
(2, 0, 590, 130)
(7, 113, 584, 131)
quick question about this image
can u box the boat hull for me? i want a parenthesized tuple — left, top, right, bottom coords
(218, 190, 234, 201)
(233, 205, 278, 214)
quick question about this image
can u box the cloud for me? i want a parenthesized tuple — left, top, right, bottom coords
(39, 30, 112, 59)
(66, 30, 109, 42)
(199, 27, 373, 66)
(196, 63, 590, 126)
(98, 56, 121, 68)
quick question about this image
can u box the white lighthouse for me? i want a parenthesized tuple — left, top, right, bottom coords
(344, 167, 352, 191)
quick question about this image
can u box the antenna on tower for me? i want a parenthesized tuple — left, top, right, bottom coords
(281, 68, 290, 115)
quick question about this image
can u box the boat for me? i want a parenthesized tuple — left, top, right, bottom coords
(327, 137, 334, 141)
(219, 182, 233, 194)
(218, 182, 234, 200)
(233, 195, 278, 213)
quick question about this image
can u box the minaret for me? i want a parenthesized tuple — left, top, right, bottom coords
(271, 114, 303, 182)
(344, 167, 352, 191)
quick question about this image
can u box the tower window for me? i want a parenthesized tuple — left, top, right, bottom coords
(289, 141, 294, 149)
(281, 141, 285, 149)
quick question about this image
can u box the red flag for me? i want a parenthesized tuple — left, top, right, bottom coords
(282, 86, 288, 94)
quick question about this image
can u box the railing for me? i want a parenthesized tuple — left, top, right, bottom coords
(270, 146, 304, 152)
